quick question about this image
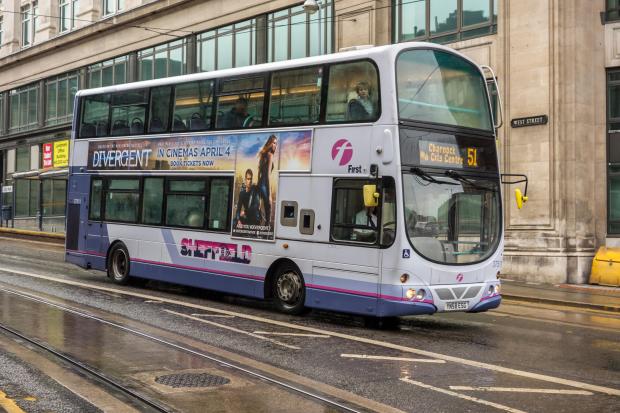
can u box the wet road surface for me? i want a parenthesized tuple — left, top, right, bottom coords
(0, 236, 618, 412)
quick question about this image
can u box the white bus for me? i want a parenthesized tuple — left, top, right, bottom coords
(66, 42, 516, 317)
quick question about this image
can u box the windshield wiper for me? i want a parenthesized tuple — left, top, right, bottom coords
(410, 167, 458, 185)
(444, 170, 496, 191)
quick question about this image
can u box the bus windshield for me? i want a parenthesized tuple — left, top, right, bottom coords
(396, 49, 492, 131)
(403, 171, 500, 264)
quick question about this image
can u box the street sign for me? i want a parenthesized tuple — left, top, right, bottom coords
(510, 115, 548, 128)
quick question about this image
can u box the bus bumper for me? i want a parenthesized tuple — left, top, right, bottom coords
(468, 294, 502, 312)
(377, 299, 437, 317)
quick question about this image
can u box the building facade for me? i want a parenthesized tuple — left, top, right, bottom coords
(0, 0, 613, 283)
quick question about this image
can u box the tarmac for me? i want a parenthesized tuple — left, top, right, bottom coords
(1, 227, 619, 313)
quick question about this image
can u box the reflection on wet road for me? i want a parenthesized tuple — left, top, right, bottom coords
(0, 237, 618, 413)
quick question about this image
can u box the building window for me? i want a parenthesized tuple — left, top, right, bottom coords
(607, 0, 620, 22)
(197, 19, 258, 72)
(87, 56, 127, 87)
(13, 147, 38, 218)
(45, 72, 79, 126)
(394, 0, 497, 44)
(9, 84, 39, 133)
(59, 0, 79, 32)
(21, 2, 38, 47)
(138, 39, 187, 81)
(103, 0, 124, 16)
(0, 93, 4, 136)
(42, 179, 67, 216)
(608, 70, 620, 234)
(268, 2, 333, 62)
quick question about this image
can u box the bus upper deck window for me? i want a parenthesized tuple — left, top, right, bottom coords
(173, 80, 214, 132)
(269, 67, 322, 125)
(216, 76, 265, 129)
(80, 95, 110, 138)
(326, 61, 379, 123)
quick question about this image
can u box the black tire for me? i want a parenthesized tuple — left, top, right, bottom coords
(107, 243, 131, 285)
(272, 263, 306, 315)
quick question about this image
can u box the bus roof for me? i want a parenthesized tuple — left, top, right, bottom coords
(75, 41, 480, 97)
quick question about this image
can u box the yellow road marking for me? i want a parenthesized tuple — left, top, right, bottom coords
(3, 267, 620, 397)
(0, 390, 26, 413)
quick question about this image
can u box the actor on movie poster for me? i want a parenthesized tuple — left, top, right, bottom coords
(232, 133, 279, 240)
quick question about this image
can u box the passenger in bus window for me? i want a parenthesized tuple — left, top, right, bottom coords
(347, 81, 375, 121)
(235, 169, 261, 227)
(221, 97, 254, 128)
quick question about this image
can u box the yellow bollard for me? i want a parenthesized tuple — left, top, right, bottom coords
(590, 247, 620, 286)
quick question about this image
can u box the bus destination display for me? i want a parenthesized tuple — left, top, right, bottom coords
(418, 140, 480, 169)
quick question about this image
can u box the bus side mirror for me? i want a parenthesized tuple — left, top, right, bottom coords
(501, 174, 529, 210)
(363, 185, 379, 207)
(515, 188, 528, 209)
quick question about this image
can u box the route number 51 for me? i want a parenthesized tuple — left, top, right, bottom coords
(467, 148, 478, 167)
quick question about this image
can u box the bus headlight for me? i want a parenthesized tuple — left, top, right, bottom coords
(406, 288, 416, 299)
(495, 284, 501, 294)
(488, 285, 496, 296)
(415, 289, 426, 300)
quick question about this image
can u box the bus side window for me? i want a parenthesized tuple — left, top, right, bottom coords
(207, 178, 231, 231)
(326, 61, 379, 123)
(165, 179, 207, 229)
(269, 66, 322, 125)
(216, 76, 265, 129)
(331, 179, 378, 244)
(149, 86, 172, 133)
(380, 178, 396, 247)
(110, 90, 148, 136)
(80, 95, 110, 138)
(173, 80, 214, 132)
(89, 178, 104, 220)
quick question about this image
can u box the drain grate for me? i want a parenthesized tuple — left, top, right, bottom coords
(155, 373, 230, 388)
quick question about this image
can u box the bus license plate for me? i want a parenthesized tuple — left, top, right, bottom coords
(445, 301, 469, 311)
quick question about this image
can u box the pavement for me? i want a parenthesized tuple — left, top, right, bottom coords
(501, 279, 620, 313)
(1, 228, 619, 313)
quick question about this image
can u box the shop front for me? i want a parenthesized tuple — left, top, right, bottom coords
(1, 134, 70, 234)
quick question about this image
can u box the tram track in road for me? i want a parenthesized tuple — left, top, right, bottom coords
(0, 286, 380, 413)
(2, 266, 619, 398)
(0, 320, 171, 413)
(0, 262, 619, 413)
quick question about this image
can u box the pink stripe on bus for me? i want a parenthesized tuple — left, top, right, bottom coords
(67, 249, 434, 303)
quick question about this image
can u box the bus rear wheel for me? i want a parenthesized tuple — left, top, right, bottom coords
(107, 243, 131, 285)
(272, 264, 306, 315)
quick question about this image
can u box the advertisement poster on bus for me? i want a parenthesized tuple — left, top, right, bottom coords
(231, 130, 312, 241)
(87, 135, 236, 171)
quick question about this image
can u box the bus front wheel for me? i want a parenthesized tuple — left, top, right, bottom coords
(107, 243, 131, 285)
(272, 264, 306, 315)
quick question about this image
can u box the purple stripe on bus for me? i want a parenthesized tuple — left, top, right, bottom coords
(479, 293, 501, 302)
(67, 249, 435, 303)
(66, 249, 106, 257)
(131, 257, 265, 281)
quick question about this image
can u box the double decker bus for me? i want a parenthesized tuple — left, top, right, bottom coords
(66, 42, 511, 317)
